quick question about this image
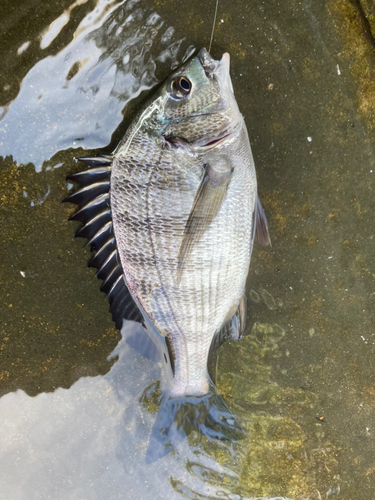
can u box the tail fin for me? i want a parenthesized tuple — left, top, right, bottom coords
(143, 385, 243, 463)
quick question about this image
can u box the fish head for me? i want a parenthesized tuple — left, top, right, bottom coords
(157, 49, 242, 150)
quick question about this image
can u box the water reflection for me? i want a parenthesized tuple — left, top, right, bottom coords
(0, 321, 294, 500)
(0, 309, 338, 499)
(0, 0, 193, 171)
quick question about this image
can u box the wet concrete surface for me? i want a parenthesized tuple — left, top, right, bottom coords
(0, 0, 375, 498)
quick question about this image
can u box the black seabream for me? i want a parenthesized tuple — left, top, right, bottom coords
(64, 48, 270, 461)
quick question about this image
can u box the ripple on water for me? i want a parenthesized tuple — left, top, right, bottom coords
(0, 0, 193, 171)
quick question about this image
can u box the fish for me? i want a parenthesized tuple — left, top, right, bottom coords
(64, 48, 270, 461)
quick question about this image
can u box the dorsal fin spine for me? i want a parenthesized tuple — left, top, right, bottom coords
(88, 238, 116, 269)
(65, 157, 143, 327)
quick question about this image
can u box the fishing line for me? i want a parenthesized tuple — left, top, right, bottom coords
(208, 0, 219, 53)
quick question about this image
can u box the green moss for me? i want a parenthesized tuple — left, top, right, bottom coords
(139, 380, 162, 414)
(329, 0, 375, 131)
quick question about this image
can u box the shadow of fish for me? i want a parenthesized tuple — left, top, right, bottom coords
(64, 48, 270, 462)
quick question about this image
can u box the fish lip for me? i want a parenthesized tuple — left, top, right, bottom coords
(198, 48, 230, 77)
(198, 48, 219, 75)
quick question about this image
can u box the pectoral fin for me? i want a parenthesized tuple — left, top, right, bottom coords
(178, 163, 233, 281)
(254, 196, 271, 246)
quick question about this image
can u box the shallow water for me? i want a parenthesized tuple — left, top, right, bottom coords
(1, 0, 375, 498)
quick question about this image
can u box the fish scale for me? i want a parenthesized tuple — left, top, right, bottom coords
(111, 121, 256, 395)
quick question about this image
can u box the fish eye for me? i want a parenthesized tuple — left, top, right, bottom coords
(169, 76, 192, 99)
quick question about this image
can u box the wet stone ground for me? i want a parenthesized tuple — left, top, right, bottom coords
(1, 0, 375, 498)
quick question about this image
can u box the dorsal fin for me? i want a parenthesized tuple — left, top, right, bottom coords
(63, 156, 143, 329)
(254, 196, 271, 246)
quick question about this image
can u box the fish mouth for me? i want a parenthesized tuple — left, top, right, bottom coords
(198, 48, 230, 78)
(198, 48, 219, 75)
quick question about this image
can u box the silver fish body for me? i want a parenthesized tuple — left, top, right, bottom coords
(110, 49, 262, 397)
(65, 48, 270, 457)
